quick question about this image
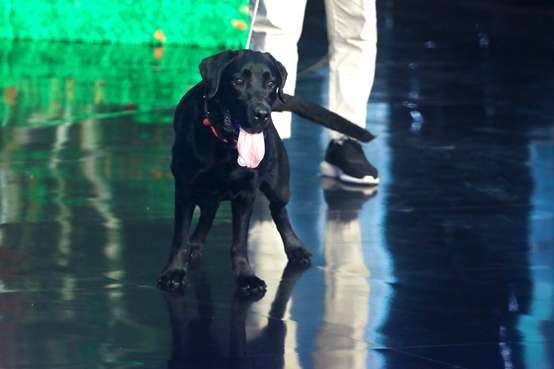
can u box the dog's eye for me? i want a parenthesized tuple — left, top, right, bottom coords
(232, 78, 244, 86)
(266, 81, 276, 89)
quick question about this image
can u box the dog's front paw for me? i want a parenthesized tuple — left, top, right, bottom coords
(286, 247, 312, 266)
(157, 268, 187, 291)
(236, 275, 267, 299)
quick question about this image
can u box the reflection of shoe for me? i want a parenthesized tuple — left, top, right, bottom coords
(320, 138, 379, 185)
(321, 177, 377, 214)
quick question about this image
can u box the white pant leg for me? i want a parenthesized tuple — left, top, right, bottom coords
(250, 0, 308, 139)
(325, 0, 377, 140)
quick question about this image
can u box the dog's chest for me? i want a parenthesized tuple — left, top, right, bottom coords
(191, 155, 269, 203)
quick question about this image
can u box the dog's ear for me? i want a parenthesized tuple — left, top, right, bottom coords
(265, 53, 288, 103)
(199, 50, 239, 98)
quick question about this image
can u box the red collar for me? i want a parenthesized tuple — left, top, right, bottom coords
(202, 118, 237, 148)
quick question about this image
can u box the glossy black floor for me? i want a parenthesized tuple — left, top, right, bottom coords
(1, 1, 553, 368)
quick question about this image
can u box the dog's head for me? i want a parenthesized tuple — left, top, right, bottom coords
(199, 50, 287, 134)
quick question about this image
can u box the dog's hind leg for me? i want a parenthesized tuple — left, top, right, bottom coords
(189, 202, 220, 261)
(231, 193, 267, 298)
(158, 179, 195, 290)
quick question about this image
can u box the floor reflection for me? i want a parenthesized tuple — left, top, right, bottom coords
(315, 180, 378, 369)
(377, 1, 553, 367)
(0, 40, 201, 369)
(165, 263, 307, 369)
(522, 131, 554, 369)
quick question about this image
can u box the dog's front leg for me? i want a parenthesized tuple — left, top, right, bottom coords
(231, 193, 267, 298)
(261, 181, 312, 266)
(158, 180, 195, 290)
(188, 203, 219, 261)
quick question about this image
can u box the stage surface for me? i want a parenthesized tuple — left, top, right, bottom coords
(0, 1, 552, 368)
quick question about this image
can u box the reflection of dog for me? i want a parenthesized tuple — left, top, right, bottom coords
(157, 50, 374, 297)
(164, 264, 307, 369)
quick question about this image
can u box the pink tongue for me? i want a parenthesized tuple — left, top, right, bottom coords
(237, 128, 265, 168)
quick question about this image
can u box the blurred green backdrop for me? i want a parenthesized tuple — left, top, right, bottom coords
(0, 0, 250, 47)
(0, 40, 220, 127)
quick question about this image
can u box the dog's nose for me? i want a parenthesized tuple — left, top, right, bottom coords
(254, 108, 270, 122)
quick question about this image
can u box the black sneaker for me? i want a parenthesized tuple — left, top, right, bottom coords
(320, 138, 379, 185)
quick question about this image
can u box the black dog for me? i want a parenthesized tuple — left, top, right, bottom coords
(157, 50, 373, 297)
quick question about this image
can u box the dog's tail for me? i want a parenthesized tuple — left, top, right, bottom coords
(273, 94, 375, 142)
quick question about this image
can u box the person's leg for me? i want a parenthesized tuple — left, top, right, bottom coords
(325, 0, 377, 132)
(321, 0, 379, 185)
(250, 0, 308, 139)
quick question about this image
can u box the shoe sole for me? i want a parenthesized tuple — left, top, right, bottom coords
(320, 161, 380, 185)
